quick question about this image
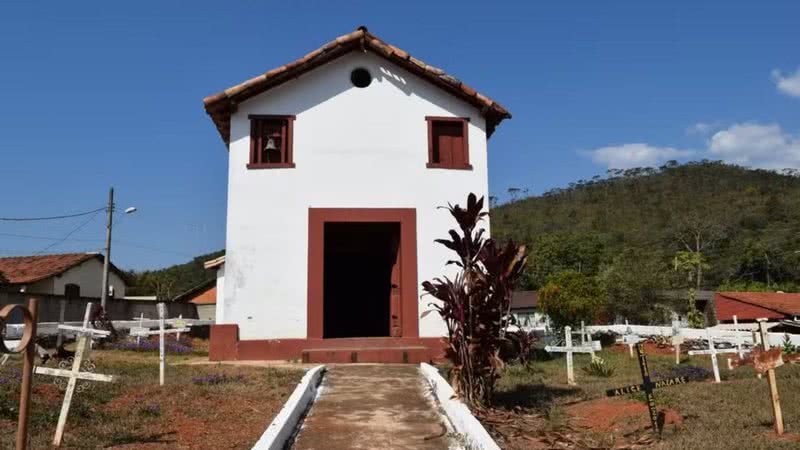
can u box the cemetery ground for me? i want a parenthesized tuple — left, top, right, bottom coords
(0, 338, 304, 449)
(477, 345, 800, 449)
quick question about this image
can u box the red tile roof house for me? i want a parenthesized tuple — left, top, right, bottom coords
(204, 27, 510, 363)
(0, 253, 128, 299)
(172, 278, 217, 321)
(715, 291, 800, 323)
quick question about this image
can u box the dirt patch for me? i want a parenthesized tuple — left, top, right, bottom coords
(566, 397, 682, 433)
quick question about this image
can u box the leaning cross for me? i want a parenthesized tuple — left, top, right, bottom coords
(34, 303, 114, 447)
(688, 330, 741, 383)
(545, 326, 595, 385)
(606, 342, 697, 435)
(129, 303, 190, 386)
(730, 319, 800, 435)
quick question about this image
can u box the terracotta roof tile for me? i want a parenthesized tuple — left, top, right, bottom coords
(203, 26, 511, 144)
(716, 291, 800, 320)
(0, 253, 98, 285)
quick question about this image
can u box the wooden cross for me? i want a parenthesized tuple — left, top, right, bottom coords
(606, 342, 697, 435)
(1, 298, 38, 450)
(34, 303, 115, 447)
(544, 326, 595, 385)
(687, 330, 741, 383)
(129, 303, 190, 386)
(729, 319, 800, 436)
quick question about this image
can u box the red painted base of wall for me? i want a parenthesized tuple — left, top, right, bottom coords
(209, 324, 445, 363)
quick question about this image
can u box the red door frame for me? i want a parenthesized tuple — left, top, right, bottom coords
(307, 208, 419, 339)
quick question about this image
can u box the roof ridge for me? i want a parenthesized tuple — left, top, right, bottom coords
(203, 26, 511, 144)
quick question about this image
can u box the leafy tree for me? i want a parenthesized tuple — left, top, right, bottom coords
(491, 161, 800, 291)
(538, 270, 607, 329)
(523, 233, 605, 289)
(600, 248, 671, 324)
(126, 250, 224, 299)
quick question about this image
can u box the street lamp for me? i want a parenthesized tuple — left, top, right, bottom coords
(100, 187, 137, 309)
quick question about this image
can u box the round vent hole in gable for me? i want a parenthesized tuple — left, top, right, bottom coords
(350, 68, 372, 88)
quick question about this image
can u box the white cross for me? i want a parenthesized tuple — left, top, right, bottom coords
(545, 326, 595, 386)
(130, 313, 153, 345)
(129, 303, 190, 386)
(623, 333, 642, 358)
(673, 333, 684, 365)
(34, 303, 115, 447)
(688, 330, 741, 383)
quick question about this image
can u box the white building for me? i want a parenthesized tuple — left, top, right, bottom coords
(204, 27, 510, 362)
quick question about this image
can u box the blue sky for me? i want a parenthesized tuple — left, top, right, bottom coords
(1, 1, 798, 270)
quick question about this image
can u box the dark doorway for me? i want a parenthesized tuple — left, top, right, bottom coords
(323, 222, 400, 338)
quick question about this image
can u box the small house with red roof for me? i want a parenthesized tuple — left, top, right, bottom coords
(204, 27, 510, 362)
(715, 291, 800, 323)
(0, 252, 128, 299)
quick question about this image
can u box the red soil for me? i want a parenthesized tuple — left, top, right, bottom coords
(566, 397, 683, 433)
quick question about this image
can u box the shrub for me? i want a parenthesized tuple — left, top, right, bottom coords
(652, 365, 711, 382)
(110, 336, 193, 354)
(582, 355, 615, 377)
(422, 194, 528, 407)
(782, 334, 797, 355)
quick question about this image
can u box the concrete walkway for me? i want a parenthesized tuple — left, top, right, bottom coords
(291, 365, 452, 450)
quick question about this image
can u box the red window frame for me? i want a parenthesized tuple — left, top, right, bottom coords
(425, 116, 471, 170)
(248, 115, 296, 169)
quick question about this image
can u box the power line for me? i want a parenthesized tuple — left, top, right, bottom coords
(0, 232, 103, 243)
(33, 212, 101, 255)
(0, 207, 106, 222)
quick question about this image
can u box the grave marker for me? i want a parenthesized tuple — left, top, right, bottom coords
(34, 303, 115, 447)
(544, 326, 596, 385)
(606, 342, 698, 435)
(687, 330, 741, 383)
(129, 303, 190, 386)
(623, 333, 642, 358)
(0, 298, 38, 450)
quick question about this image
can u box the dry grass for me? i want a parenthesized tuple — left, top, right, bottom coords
(486, 347, 800, 449)
(0, 345, 304, 449)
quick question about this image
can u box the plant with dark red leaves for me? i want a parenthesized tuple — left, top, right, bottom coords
(422, 193, 528, 407)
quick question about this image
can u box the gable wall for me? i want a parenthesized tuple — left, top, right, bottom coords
(223, 52, 490, 340)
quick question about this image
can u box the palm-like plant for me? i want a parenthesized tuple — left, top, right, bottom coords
(422, 193, 528, 407)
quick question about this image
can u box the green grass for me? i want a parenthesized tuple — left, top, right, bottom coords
(1, 347, 304, 449)
(492, 349, 800, 449)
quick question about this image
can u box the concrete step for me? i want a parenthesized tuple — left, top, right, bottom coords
(301, 346, 431, 364)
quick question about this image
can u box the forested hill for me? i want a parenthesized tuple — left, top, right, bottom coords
(126, 249, 224, 299)
(491, 161, 800, 292)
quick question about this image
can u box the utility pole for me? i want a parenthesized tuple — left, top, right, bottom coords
(100, 187, 114, 309)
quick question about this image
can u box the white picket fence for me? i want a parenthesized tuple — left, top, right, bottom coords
(3, 318, 214, 340)
(585, 323, 800, 348)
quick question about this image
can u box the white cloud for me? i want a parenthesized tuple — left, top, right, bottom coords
(588, 123, 800, 170)
(589, 143, 693, 169)
(686, 122, 721, 136)
(708, 123, 800, 169)
(772, 68, 800, 98)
